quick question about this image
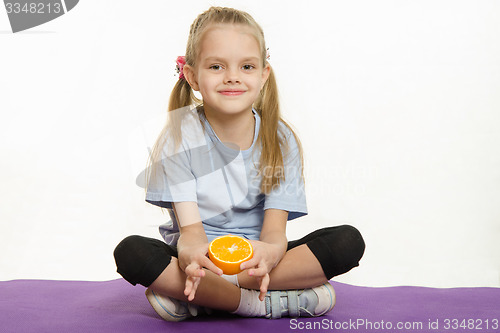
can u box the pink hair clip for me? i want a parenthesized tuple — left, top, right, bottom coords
(266, 48, 270, 61)
(175, 56, 186, 80)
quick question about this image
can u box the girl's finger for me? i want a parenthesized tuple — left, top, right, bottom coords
(248, 264, 268, 278)
(258, 273, 270, 301)
(184, 276, 194, 296)
(200, 256, 223, 276)
(185, 263, 205, 278)
(240, 257, 260, 271)
(187, 277, 201, 301)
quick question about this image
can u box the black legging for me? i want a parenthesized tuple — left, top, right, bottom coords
(113, 225, 365, 287)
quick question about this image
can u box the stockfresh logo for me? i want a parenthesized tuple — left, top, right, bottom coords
(4, 0, 79, 33)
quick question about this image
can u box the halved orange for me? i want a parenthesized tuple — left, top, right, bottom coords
(208, 235, 253, 275)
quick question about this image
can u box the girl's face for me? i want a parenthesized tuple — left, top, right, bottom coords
(184, 24, 270, 117)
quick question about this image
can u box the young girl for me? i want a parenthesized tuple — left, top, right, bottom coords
(114, 6, 365, 321)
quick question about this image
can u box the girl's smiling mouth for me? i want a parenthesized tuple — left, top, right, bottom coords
(219, 90, 246, 96)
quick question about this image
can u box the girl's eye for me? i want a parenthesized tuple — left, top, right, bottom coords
(242, 64, 255, 70)
(210, 65, 223, 71)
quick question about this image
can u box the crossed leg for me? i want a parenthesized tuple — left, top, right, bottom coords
(115, 225, 365, 313)
(148, 244, 326, 312)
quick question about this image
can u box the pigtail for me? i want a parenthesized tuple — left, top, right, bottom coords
(255, 66, 282, 194)
(168, 78, 200, 112)
(255, 65, 305, 194)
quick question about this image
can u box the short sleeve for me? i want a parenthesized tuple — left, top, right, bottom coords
(145, 109, 206, 208)
(263, 127, 307, 220)
(145, 143, 197, 208)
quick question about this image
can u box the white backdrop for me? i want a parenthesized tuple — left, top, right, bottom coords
(1, 0, 499, 288)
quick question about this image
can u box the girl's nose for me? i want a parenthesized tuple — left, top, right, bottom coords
(223, 67, 241, 84)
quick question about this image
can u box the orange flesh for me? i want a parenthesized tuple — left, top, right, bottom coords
(209, 235, 253, 275)
(211, 240, 251, 262)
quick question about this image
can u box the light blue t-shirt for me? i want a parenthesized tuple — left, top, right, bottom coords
(145, 106, 307, 245)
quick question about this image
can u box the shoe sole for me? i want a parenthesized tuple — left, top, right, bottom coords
(313, 283, 336, 316)
(145, 288, 188, 322)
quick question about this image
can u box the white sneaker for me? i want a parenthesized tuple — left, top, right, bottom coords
(264, 283, 336, 319)
(145, 288, 211, 322)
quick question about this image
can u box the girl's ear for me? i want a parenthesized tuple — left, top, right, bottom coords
(183, 64, 199, 91)
(260, 63, 271, 89)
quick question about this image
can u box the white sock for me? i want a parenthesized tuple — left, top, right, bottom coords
(221, 274, 239, 287)
(231, 288, 266, 317)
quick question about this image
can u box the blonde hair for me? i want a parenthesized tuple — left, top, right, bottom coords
(147, 6, 303, 194)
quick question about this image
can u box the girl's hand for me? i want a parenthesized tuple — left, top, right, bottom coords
(178, 242, 223, 301)
(175, 208, 223, 302)
(240, 209, 288, 301)
(239, 240, 283, 301)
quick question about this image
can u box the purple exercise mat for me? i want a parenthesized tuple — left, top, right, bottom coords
(1, 279, 499, 333)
